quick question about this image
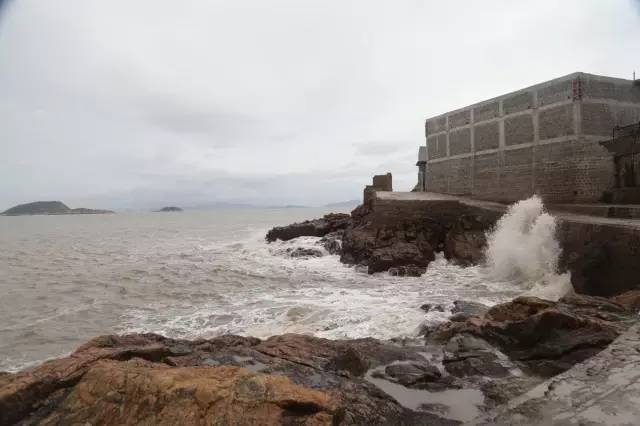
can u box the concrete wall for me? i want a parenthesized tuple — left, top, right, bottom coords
(424, 72, 640, 203)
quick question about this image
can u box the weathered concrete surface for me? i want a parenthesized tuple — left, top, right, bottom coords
(471, 323, 640, 425)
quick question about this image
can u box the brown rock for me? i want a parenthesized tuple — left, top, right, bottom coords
(444, 215, 493, 266)
(39, 360, 336, 425)
(429, 294, 637, 377)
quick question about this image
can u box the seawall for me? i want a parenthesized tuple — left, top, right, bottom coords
(370, 192, 640, 296)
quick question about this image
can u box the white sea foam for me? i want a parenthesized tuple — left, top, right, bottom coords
(484, 195, 572, 301)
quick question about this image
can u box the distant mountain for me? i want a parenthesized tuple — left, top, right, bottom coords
(155, 206, 183, 212)
(324, 200, 360, 208)
(1, 201, 114, 216)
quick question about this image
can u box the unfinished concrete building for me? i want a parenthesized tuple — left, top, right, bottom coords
(419, 72, 640, 203)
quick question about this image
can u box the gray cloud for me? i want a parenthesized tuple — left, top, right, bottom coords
(1, 0, 639, 209)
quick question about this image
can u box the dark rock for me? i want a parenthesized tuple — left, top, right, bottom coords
(443, 334, 511, 378)
(319, 231, 343, 255)
(430, 294, 638, 377)
(388, 265, 427, 277)
(340, 197, 500, 274)
(444, 352, 510, 378)
(287, 247, 324, 258)
(449, 313, 472, 322)
(420, 304, 446, 313)
(452, 300, 489, 317)
(367, 242, 434, 274)
(326, 346, 369, 377)
(444, 215, 492, 266)
(384, 362, 442, 386)
(265, 213, 351, 242)
(556, 219, 640, 297)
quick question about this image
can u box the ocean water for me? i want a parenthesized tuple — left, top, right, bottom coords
(0, 200, 567, 372)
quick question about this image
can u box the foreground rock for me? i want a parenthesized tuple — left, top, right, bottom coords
(0, 334, 459, 425)
(428, 291, 640, 377)
(1, 201, 114, 216)
(266, 213, 351, 242)
(477, 322, 640, 425)
(5, 292, 640, 425)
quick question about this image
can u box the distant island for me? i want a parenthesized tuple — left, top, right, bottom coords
(324, 200, 360, 208)
(155, 206, 183, 212)
(1, 201, 114, 216)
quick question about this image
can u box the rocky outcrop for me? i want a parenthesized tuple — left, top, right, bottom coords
(287, 247, 324, 258)
(266, 213, 351, 242)
(5, 290, 639, 425)
(427, 291, 640, 377)
(340, 198, 501, 275)
(1, 201, 114, 216)
(155, 206, 183, 212)
(0, 333, 458, 425)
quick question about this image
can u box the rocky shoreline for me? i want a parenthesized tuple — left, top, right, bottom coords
(3, 202, 640, 424)
(2, 290, 639, 425)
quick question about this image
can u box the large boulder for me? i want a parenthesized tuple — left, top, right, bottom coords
(266, 213, 351, 242)
(428, 292, 639, 377)
(367, 242, 434, 274)
(0, 333, 453, 425)
(39, 360, 336, 425)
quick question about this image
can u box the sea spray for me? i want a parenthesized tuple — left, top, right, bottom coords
(484, 195, 572, 301)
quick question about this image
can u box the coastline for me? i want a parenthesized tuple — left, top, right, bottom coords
(3, 194, 640, 424)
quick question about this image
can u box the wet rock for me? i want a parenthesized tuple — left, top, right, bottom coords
(39, 360, 337, 425)
(421, 304, 446, 313)
(326, 347, 369, 377)
(388, 265, 427, 277)
(430, 294, 638, 377)
(367, 242, 434, 274)
(319, 231, 343, 255)
(340, 199, 500, 274)
(444, 352, 510, 378)
(266, 213, 351, 242)
(610, 289, 640, 313)
(0, 333, 455, 425)
(384, 362, 442, 386)
(443, 334, 511, 378)
(449, 313, 472, 322)
(287, 247, 324, 258)
(451, 300, 490, 317)
(444, 215, 492, 266)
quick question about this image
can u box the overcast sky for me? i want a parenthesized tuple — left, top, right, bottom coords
(1, 0, 639, 209)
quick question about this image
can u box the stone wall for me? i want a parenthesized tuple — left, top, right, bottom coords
(423, 72, 640, 203)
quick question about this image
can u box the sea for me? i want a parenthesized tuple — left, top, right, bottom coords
(0, 198, 569, 373)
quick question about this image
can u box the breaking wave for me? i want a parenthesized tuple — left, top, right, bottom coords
(484, 195, 572, 301)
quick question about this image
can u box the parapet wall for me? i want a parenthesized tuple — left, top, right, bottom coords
(424, 73, 640, 203)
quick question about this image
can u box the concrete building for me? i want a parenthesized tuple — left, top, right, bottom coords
(420, 72, 640, 203)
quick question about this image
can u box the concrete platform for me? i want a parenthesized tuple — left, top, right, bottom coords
(550, 203, 640, 219)
(376, 192, 640, 230)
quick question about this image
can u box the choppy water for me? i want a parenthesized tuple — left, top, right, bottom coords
(0, 205, 558, 373)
